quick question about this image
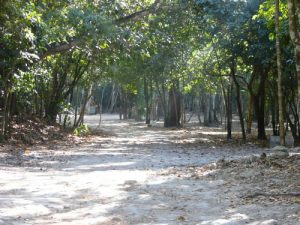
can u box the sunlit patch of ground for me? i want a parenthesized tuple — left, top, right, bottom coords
(0, 114, 299, 224)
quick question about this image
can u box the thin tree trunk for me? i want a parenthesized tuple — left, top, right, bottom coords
(231, 57, 246, 142)
(97, 86, 106, 127)
(74, 87, 80, 127)
(155, 80, 167, 124)
(227, 84, 233, 139)
(1, 73, 12, 140)
(123, 92, 128, 119)
(246, 96, 254, 134)
(182, 94, 186, 124)
(254, 94, 267, 140)
(2, 91, 12, 139)
(276, 0, 285, 145)
(110, 82, 117, 113)
(75, 86, 93, 127)
(197, 98, 202, 124)
(203, 94, 210, 126)
(144, 75, 150, 124)
(271, 95, 279, 135)
(149, 77, 154, 121)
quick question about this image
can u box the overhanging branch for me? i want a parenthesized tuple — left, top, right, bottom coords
(39, 0, 163, 60)
(40, 40, 79, 60)
(115, 0, 162, 24)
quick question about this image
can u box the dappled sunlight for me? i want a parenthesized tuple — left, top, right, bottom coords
(2, 0, 300, 220)
(0, 161, 151, 224)
(200, 213, 249, 225)
(68, 161, 136, 172)
(201, 131, 227, 135)
(0, 115, 298, 224)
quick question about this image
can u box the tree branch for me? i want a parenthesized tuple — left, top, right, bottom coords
(39, 0, 163, 59)
(115, 0, 162, 24)
(40, 40, 79, 60)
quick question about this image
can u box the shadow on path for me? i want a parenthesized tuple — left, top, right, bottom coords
(1, 114, 296, 225)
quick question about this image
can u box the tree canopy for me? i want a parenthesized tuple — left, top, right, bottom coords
(1, 0, 300, 143)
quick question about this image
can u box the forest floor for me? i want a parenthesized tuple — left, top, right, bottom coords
(0, 114, 299, 225)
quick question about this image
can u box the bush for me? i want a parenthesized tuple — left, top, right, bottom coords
(73, 124, 91, 136)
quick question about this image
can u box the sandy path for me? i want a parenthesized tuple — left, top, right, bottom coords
(0, 115, 298, 225)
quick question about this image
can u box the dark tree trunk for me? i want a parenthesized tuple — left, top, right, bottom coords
(290, 99, 300, 139)
(226, 83, 233, 139)
(45, 101, 60, 123)
(271, 96, 279, 136)
(253, 94, 266, 140)
(248, 65, 268, 140)
(44, 58, 88, 124)
(246, 96, 254, 134)
(231, 56, 246, 142)
(220, 80, 232, 139)
(164, 84, 181, 127)
(1, 73, 13, 140)
(2, 92, 12, 139)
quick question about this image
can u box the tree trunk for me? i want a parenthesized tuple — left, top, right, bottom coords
(253, 94, 266, 140)
(271, 96, 279, 136)
(181, 94, 186, 124)
(287, 0, 300, 120)
(287, 98, 300, 139)
(144, 75, 151, 125)
(276, 0, 285, 145)
(220, 80, 232, 139)
(74, 87, 80, 127)
(231, 56, 246, 142)
(1, 73, 13, 140)
(203, 93, 210, 126)
(45, 101, 60, 123)
(196, 97, 202, 124)
(75, 85, 93, 127)
(119, 88, 128, 120)
(110, 82, 118, 113)
(226, 82, 233, 139)
(209, 94, 215, 124)
(248, 65, 268, 140)
(155, 80, 167, 123)
(246, 96, 254, 134)
(2, 91, 12, 139)
(164, 84, 181, 127)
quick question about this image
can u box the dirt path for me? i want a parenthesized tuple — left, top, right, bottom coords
(0, 115, 299, 225)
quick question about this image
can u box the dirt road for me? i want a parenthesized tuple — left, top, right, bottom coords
(0, 115, 299, 224)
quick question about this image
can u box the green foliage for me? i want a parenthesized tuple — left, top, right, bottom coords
(0, 0, 297, 140)
(73, 124, 90, 136)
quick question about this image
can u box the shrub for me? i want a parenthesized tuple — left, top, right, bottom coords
(73, 124, 90, 136)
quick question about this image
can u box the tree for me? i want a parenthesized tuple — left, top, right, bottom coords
(287, 0, 300, 105)
(275, 0, 285, 145)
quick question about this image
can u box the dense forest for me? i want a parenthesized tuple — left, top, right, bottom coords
(1, 0, 300, 143)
